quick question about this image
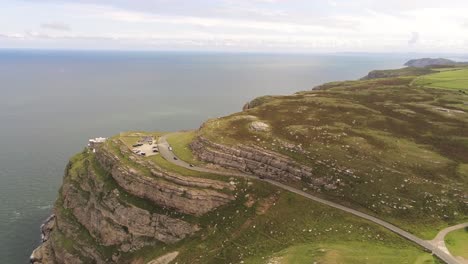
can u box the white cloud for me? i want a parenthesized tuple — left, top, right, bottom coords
(408, 32, 419, 45)
(41, 22, 71, 31)
(1, 0, 468, 52)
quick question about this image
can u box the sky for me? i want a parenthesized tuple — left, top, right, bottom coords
(1, 0, 468, 52)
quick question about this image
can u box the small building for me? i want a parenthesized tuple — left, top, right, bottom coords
(88, 137, 107, 152)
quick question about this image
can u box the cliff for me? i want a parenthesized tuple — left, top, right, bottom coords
(31, 137, 235, 264)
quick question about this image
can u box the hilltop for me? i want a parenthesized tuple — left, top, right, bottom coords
(31, 64, 468, 264)
(404, 58, 468, 68)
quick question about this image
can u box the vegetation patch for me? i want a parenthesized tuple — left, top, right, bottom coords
(166, 131, 204, 165)
(199, 72, 468, 238)
(444, 227, 468, 259)
(413, 68, 468, 90)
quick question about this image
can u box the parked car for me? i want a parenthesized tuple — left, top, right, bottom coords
(173, 157, 178, 160)
(153, 149, 158, 153)
(168, 146, 173, 151)
(189, 164, 194, 167)
(140, 152, 146, 156)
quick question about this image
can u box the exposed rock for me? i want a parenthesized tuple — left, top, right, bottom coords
(147, 251, 179, 264)
(96, 144, 234, 216)
(30, 240, 55, 264)
(249, 121, 270, 132)
(31, 137, 237, 264)
(190, 137, 331, 187)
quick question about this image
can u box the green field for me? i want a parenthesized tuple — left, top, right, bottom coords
(165, 130, 204, 165)
(445, 227, 468, 259)
(413, 68, 468, 90)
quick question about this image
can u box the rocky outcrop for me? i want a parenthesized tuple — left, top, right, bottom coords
(31, 136, 237, 264)
(191, 137, 331, 186)
(249, 121, 270, 132)
(242, 95, 276, 111)
(96, 143, 234, 216)
(30, 215, 56, 264)
(61, 176, 199, 249)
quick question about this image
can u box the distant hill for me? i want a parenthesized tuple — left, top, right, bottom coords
(404, 58, 468, 68)
(360, 67, 434, 80)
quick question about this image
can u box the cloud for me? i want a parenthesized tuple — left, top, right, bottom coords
(408, 32, 420, 45)
(41, 22, 71, 31)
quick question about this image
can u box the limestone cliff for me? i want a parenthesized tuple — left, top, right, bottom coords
(31, 137, 235, 264)
(190, 136, 337, 190)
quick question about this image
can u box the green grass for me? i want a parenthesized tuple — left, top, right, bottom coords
(362, 67, 435, 80)
(413, 68, 468, 90)
(199, 73, 468, 238)
(166, 131, 204, 165)
(445, 227, 468, 259)
(261, 242, 436, 264)
(172, 183, 436, 264)
(149, 154, 230, 182)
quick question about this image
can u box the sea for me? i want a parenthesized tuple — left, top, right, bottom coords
(0, 50, 420, 263)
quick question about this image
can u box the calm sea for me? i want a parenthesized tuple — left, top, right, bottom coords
(0, 50, 410, 263)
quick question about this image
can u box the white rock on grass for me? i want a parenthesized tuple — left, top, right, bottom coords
(250, 121, 270, 132)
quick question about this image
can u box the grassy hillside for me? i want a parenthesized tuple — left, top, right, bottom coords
(199, 73, 468, 239)
(90, 134, 439, 263)
(413, 68, 468, 90)
(360, 67, 435, 80)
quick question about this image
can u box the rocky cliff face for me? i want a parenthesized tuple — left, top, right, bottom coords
(190, 137, 335, 189)
(31, 138, 235, 264)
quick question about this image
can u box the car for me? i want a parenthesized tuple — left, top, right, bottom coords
(140, 152, 146, 156)
(133, 149, 141, 154)
(259, 176, 265, 180)
(168, 146, 173, 151)
(132, 144, 139, 147)
(189, 164, 194, 167)
(153, 149, 158, 153)
(173, 157, 178, 160)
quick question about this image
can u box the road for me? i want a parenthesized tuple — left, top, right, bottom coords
(157, 135, 466, 264)
(429, 223, 468, 264)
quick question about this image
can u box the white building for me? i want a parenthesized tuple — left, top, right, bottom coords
(88, 137, 107, 152)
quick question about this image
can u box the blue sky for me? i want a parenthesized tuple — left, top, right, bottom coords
(1, 0, 468, 52)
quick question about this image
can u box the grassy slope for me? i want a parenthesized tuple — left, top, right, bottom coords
(199, 75, 468, 239)
(444, 228, 468, 259)
(413, 68, 468, 90)
(166, 131, 204, 165)
(95, 138, 437, 263)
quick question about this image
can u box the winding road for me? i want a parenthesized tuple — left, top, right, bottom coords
(158, 135, 467, 264)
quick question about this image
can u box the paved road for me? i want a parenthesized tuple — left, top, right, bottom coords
(158, 135, 466, 264)
(429, 223, 468, 264)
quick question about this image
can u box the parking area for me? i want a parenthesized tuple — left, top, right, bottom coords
(131, 136, 159, 157)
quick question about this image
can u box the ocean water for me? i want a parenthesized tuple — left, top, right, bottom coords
(0, 50, 410, 263)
